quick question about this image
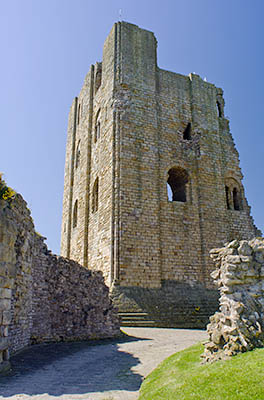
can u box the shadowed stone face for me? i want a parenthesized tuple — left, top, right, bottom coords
(0, 194, 120, 373)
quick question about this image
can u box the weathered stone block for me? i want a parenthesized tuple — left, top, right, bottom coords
(2, 311, 11, 325)
(0, 300, 10, 311)
(0, 338, 8, 351)
(0, 289, 11, 299)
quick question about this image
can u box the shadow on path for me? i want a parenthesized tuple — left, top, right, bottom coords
(0, 335, 150, 397)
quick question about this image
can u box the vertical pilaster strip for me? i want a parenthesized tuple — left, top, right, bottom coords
(188, 76, 206, 283)
(111, 22, 121, 284)
(83, 67, 94, 267)
(66, 97, 78, 258)
(155, 66, 162, 286)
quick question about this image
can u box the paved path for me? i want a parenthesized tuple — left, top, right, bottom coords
(0, 328, 207, 400)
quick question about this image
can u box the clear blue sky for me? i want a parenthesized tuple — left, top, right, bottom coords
(1, 0, 263, 254)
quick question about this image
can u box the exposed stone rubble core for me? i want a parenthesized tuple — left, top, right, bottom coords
(0, 194, 120, 373)
(202, 238, 264, 363)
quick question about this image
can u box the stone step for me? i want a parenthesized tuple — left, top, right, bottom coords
(118, 312, 156, 327)
(121, 321, 156, 327)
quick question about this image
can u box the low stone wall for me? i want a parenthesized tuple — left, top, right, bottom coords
(0, 199, 18, 371)
(0, 194, 120, 372)
(7, 195, 36, 355)
(31, 236, 120, 343)
(202, 238, 264, 363)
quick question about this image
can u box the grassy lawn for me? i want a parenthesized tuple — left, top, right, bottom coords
(139, 343, 264, 400)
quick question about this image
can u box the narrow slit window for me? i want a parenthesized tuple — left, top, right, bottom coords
(94, 109, 101, 143)
(95, 63, 102, 93)
(225, 186, 230, 210)
(183, 123, 191, 140)
(73, 200, 78, 228)
(217, 101, 222, 118)
(167, 167, 189, 202)
(77, 103, 81, 125)
(233, 188, 240, 210)
(92, 178, 99, 213)
(75, 140, 81, 168)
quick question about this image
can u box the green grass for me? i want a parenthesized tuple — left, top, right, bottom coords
(139, 343, 264, 400)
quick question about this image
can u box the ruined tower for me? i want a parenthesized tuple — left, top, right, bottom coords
(61, 22, 259, 327)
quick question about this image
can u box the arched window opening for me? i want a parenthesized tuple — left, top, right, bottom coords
(167, 167, 189, 202)
(95, 63, 102, 93)
(183, 123, 191, 141)
(75, 140, 81, 168)
(73, 200, 78, 228)
(225, 186, 230, 210)
(233, 188, 240, 211)
(94, 109, 101, 143)
(92, 178, 99, 213)
(225, 178, 242, 211)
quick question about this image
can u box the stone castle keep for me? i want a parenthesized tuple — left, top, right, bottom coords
(61, 22, 259, 327)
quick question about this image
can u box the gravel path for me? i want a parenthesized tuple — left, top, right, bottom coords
(0, 327, 207, 400)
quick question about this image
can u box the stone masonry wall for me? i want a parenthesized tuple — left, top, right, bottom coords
(202, 238, 264, 363)
(31, 235, 120, 343)
(0, 193, 120, 372)
(0, 199, 18, 371)
(60, 22, 259, 327)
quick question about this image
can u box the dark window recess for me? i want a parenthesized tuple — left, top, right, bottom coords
(95, 67, 102, 93)
(95, 109, 101, 143)
(75, 140, 81, 168)
(183, 123, 191, 140)
(77, 103, 81, 125)
(233, 188, 240, 210)
(225, 186, 230, 209)
(217, 101, 222, 118)
(95, 122, 100, 142)
(167, 167, 189, 202)
(225, 181, 242, 211)
(73, 200, 78, 228)
(92, 178, 99, 213)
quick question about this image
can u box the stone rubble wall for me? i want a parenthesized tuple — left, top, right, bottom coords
(0, 194, 120, 372)
(31, 236, 120, 343)
(0, 199, 18, 371)
(7, 195, 36, 355)
(202, 238, 264, 363)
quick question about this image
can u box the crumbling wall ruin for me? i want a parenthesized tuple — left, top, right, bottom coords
(202, 238, 264, 363)
(0, 194, 120, 372)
